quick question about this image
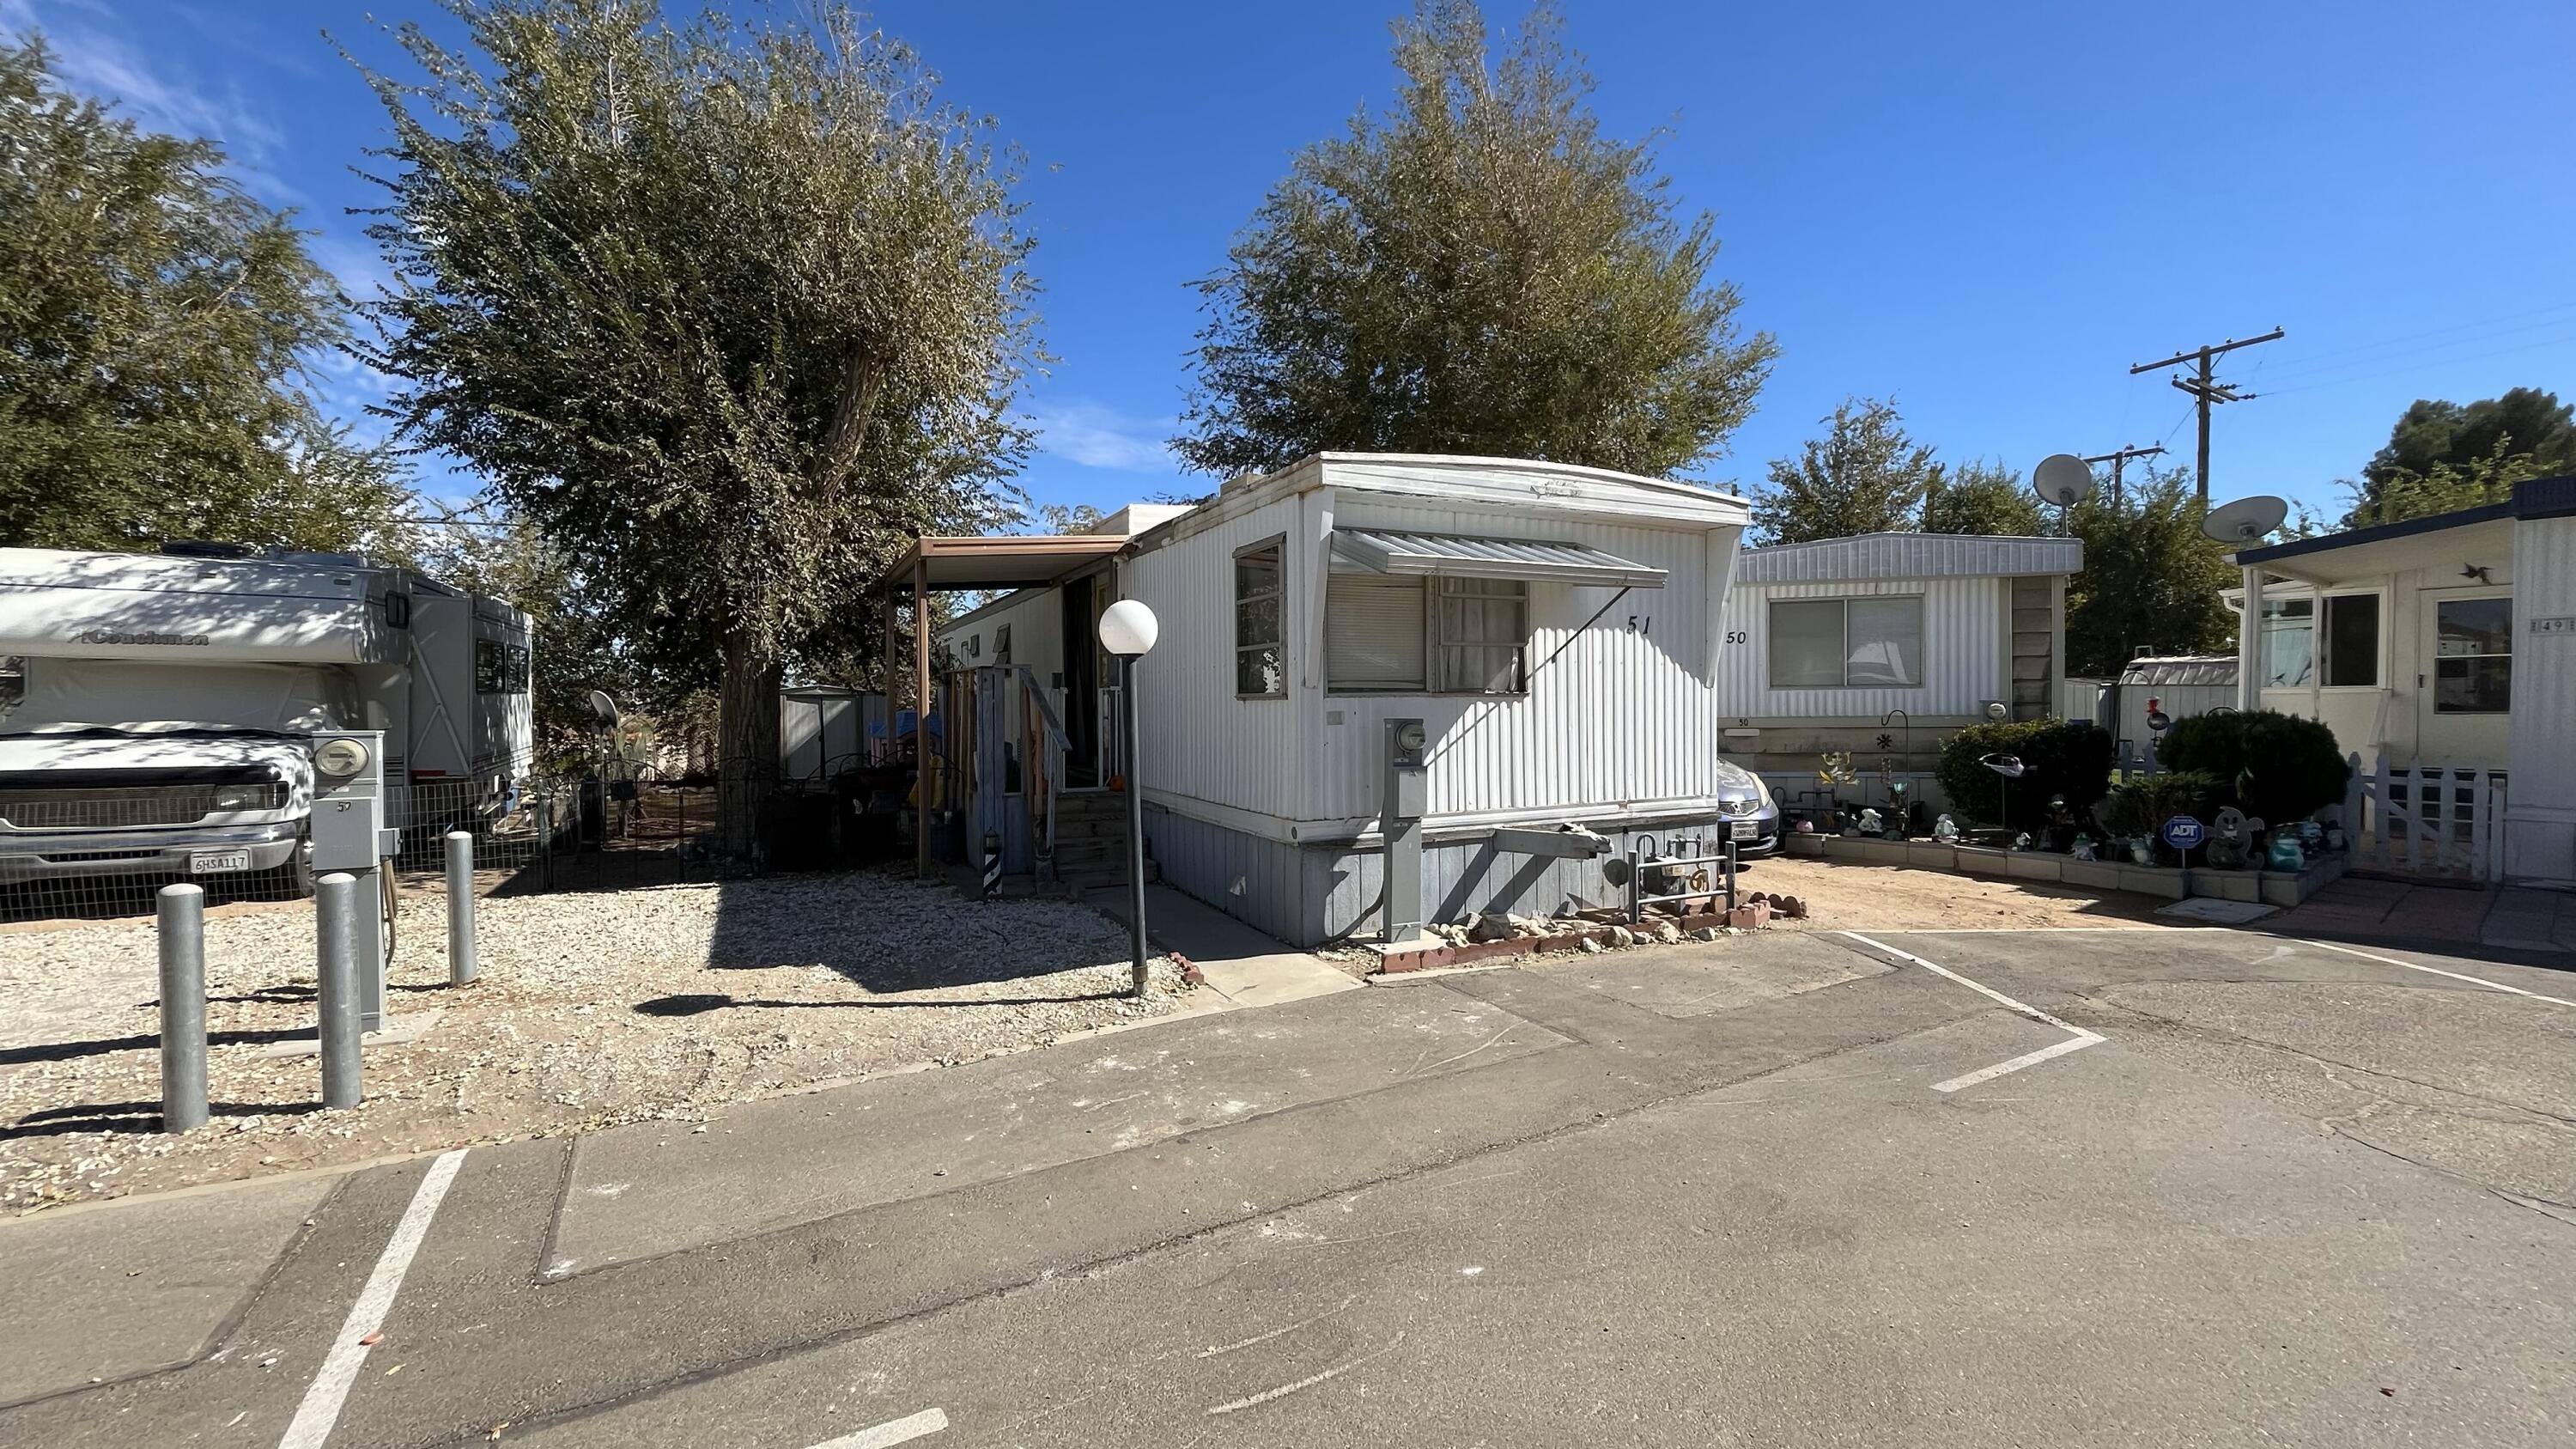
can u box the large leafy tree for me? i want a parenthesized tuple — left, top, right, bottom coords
(1175, 0, 1774, 478)
(351, 0, 1036, 854)
(0, 36, 410, 554)
(2063, 465, 2238, 679)
(1752, 397, 1941, 544)
(1919, 458, 2045, 537)
(2342, 387, 2576, 526)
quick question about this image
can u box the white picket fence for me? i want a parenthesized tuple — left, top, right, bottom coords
(2343, 750, 2507, 883)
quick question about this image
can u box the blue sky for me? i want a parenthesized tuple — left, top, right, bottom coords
(10, 0, 2575, 524)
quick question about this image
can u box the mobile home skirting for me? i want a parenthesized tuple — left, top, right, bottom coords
(1143, 801, 1726, 947)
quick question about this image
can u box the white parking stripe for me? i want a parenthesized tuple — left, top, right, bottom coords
(277, 1148, 468, 1449)
(1840, 931, 2106, 1093)
(809, 1408, 949, 1448)
(1838, 932, 2091, 1032)
(2297, 938, 2576, 1007)
(1930, 1032, 2104, 1093)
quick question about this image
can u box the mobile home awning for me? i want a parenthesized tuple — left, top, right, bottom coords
(1331, 528, 1666, 588)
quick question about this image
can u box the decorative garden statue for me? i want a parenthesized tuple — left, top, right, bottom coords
(1933, 813, 1959, 842)
(1856, 807, 1883, 837)
(2071, 834, 2096, 861)
(2267, 833, 2305, 871)
(2129, 838, 2154, 865)
(2012, 832, 2032, 851)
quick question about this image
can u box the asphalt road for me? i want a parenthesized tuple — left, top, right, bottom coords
(3, 924, 2571, 1448)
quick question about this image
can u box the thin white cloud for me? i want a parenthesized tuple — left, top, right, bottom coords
(5, 0, 287, 169)
(1028, 400, 1178, 472)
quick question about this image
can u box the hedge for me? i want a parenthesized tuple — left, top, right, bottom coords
(2154, 709, 2351, 825)
(1933, 719, 2115, 833)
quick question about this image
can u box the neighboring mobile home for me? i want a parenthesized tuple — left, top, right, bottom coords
(1709, 533, 2082, 811)
(2223, 474, 2576, 886)
(915, 453, 1751, 945)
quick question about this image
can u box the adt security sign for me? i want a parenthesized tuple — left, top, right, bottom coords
(2160, 815, 2207, 852)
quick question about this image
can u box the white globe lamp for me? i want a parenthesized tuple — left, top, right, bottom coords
(1097, 599, 1159, 657)
(1096, 598, 1158, 996)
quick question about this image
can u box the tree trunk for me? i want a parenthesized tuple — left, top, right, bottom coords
(717, 625, 781, 863)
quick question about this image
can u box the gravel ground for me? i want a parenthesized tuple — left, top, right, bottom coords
(0, 870, 1186, 1212)
(1742, 855, 2164, 931)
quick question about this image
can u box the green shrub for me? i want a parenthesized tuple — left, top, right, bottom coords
(2099, 770, 2221, 857)
(2155, 709, 2351, 825)
(1934, 719, 2115, 833)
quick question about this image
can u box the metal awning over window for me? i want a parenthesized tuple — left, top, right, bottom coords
(1331, 528, 1666, 588)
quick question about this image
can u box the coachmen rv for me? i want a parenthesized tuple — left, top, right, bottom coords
(0, 545, 532, 894)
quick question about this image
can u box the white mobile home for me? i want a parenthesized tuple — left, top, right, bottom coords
(1708, 533, 2082, 807)
(2224, 475, 2576, 886)
(910, 453, 1751, 945)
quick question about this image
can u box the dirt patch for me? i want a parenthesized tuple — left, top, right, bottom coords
(1739, 855, 2166, 933)
(0, 870, 1187, 1212)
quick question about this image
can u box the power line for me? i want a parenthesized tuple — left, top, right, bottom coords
(2257, 330, 2576, 399)
(2251, 300, 2576, 381)
(2130, 328, 2284, 504)
(2082, 443, 2166, 507)
(2253, 314, 2576, 387)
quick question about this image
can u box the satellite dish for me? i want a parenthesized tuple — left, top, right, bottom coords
(586, 690, 623, 730)
(2032, 454, 2096, 508)
(2201, 494, 2289, 545)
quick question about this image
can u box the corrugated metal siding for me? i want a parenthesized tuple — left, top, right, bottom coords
(1301, 819, 1721, 943)
(1142, 806, 1305, 942)
(1715, 576, 2004, 717)
(1735, 533, 2080, 584)
(2508, 516, 2575, 813)
(1126, 495, 1306, 819)
(1307, 497, 1731, 824)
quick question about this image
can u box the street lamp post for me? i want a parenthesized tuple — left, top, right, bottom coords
(1097, 600, 1159, 997)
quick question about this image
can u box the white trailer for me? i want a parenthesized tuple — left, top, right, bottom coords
(0, 545, 532, 893)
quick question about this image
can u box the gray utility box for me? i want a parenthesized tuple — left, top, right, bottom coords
(308, 730, 398, 1028)
(1382, 718, 1428, 943)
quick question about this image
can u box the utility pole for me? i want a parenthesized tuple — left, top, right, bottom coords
(2129, 328, 2284, 503)
(2081, 443, 2166, 508)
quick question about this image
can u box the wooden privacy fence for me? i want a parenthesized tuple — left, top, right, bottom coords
(2343, 751, 2506, 883)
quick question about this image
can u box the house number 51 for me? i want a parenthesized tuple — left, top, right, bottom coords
(1626, 614, 1652, 634)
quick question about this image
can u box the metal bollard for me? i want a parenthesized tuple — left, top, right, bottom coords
(316, 872, 364, 1109)
(533, 791, 553, 890)
(445, 831, 477, 985)
(157, 883, 208, 1132)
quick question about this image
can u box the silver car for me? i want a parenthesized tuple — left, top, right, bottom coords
(1714, 758, 1781, 858)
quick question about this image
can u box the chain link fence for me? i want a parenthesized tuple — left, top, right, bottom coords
(0, 776, 316, 922)
(3, 752, 920, 927)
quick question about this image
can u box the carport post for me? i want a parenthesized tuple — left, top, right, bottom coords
(445, 831, 477, 985)
(317, 872, 364, 1109)
(914, 556, 932, 879)
(156, 883, 208, 1133)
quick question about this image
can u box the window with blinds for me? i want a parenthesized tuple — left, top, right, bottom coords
(1327, 577, 1429, 691)
(1327, 575, 1528, 694)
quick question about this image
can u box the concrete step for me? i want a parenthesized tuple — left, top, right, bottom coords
(1058, 859, 1161, 889)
